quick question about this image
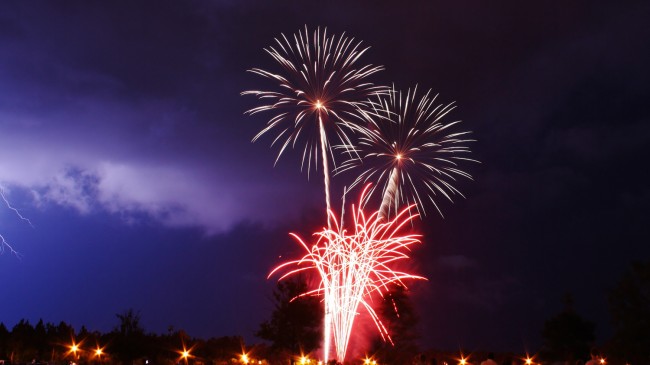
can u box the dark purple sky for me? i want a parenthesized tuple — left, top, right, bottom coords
(1, 0, 649, 355)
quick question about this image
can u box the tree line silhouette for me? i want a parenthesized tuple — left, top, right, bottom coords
(2, 261, 648, 365)
(0, 309, 248, 365)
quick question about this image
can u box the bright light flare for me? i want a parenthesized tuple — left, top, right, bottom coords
(364, 357, 377, 365)
(456, 352, 471, 365)
(177, 345, 194, 364)
(67, 340, 83, 359)
(269, 185, 425, 361)
(522, 353, 536, 365)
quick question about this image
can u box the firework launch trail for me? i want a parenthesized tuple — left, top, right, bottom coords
(269, 185, 425, 361)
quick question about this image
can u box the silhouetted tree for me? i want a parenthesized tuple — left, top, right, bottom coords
(608, 260, 650, 364)
(371, 283, 420, 365)
(256, 276, 322, 357)
(10, 319, 37, 363)
(539, 294, 595, 363)
(0, 322, 9, 360)
(46, 321, 75, 362)
(33, 319, 48, 361)
(110, 309, 147, 365)
(195, 335, 244, 365)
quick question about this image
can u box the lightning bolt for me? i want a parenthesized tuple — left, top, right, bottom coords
(1, 189, 33, 257)
(1, 190, 34, 228)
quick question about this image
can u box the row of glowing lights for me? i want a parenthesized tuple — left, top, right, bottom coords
(68, 343, 104, 358)
(243, 353, 604, 365)
(67, 341, 191, 361)
(456, 355, 606, 365)
(68, 344, 609, 365)
(242, 354, 545, 365)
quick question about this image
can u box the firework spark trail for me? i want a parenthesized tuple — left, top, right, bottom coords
(269, 185, 425, 361)
(243, 26, 387, 360)
(338, 85, 479, 220)
(242, 25, 387, 221)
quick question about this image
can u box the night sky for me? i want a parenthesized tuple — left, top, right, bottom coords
(1, 0, 649, 355)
